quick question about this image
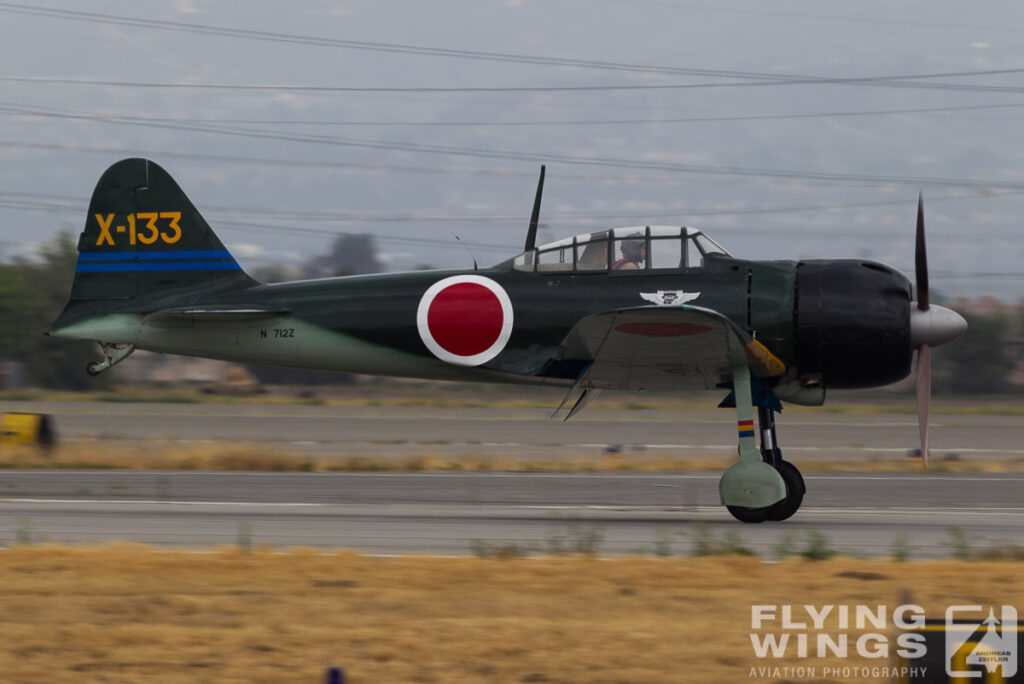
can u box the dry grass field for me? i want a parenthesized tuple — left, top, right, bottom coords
(1, 545, 1021, 683)
(2, 441, 1023, 474)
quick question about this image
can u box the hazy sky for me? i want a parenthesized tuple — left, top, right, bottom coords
(1, 1, 1023, 299)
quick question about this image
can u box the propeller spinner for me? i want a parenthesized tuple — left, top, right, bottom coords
(909, 195, 967, 468)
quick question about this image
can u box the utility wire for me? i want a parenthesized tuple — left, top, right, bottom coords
(6, 82, 1024, 126)
(2, 3, 1024, 94)
(0, 2, 830, 78)
(4, 188, 1023, 240)
(596, 0, 1024, 34)
(7, 73, 1024, 95)
(3, 100, 1024, 192)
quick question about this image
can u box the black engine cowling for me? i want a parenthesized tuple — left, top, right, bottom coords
(795, 260, 913, 389)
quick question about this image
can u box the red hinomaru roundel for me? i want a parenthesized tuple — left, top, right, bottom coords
(416, 275, 514, 366)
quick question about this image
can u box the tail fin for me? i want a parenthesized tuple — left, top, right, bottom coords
(70, 158, 256, 301)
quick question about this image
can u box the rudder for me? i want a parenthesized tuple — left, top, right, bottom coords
(71, 158, 256, 301)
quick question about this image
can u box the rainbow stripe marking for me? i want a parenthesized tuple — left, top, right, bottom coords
(737, 419, 755, 439)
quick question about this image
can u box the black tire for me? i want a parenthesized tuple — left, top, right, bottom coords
(766, 460, 804, 522)
(86, 362, 102, 377)
(726, 504, 772, 524)
(726, 460, 805, 524)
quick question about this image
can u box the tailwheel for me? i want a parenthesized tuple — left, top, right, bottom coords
(727, 460, 804, 524)
(84, 342, 135, 377)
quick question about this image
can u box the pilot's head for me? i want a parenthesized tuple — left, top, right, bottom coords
(621, 236, 646, 263)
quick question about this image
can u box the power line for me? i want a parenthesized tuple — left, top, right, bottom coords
(6, 82, 1024, 126)
(1, 195, 1019, 278)
(0, 3, 819, 78)
(5, 71, 1024, 96)
(202, 190, 1024, 225)
(7, 73, 1024, 95)
(0, 138, 797, 190)
(3, 3, 1024, 95)
(4, 100, 1024, 192)
(936, 273, 1024, 280)
(597, 0, 1024, 34)
(0, 74, 756, 93)
(0, 139, 540, 179)
(5, 188, 1024, 240)
(0, 139, 768, 194)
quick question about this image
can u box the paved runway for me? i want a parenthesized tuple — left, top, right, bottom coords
(3, 400, 1024, 462)
(2, 401, 1021, 558)
(1, 471, 1021, 559)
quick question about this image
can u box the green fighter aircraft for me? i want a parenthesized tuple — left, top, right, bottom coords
(48, 158, 968, 522)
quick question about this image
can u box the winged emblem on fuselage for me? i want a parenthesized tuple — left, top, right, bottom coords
(640, 290, 701, 306)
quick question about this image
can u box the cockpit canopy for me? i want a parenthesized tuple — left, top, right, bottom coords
(512, 226, 730, 273)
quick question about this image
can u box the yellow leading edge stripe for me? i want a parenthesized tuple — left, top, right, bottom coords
(744, 339, 787, 377)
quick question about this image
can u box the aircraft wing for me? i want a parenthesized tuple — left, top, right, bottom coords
(547, 305, 785, 393)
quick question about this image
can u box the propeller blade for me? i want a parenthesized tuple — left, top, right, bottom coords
(915, 193, 929, 311)
(916, 343, 931, 469)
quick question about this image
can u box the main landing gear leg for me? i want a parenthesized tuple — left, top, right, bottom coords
(718, 351, 787, 520)
(752, 405, 805, 522)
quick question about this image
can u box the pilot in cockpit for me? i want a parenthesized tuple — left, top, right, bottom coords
(613, 236, 646, 270)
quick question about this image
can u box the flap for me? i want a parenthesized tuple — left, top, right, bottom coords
(548, 305, 785, 393)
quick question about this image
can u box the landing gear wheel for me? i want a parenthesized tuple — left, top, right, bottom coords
(726, 503, 772, 524)
(726, 460, 805, 524)
(84, 343, 136, 377)
(766, 460, 804, 522)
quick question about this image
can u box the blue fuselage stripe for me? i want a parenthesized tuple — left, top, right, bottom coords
(77, 250, 235, 262)
(76, 262, 241, 273)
